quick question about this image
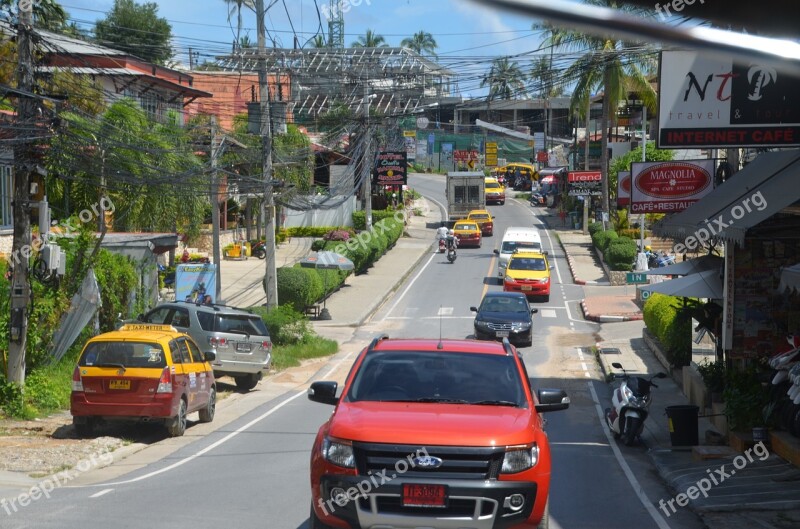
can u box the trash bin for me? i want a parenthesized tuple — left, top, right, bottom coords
(665, 405, 699, 447)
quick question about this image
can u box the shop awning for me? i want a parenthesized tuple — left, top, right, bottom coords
(643, 255, 723, 276)
(640, 269, 723, 299)
(779, 263, 800, 294)
(652, 150, 800, 246)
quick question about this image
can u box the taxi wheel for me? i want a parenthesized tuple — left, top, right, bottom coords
(166, 399, 187, 437)
(310, 505, 335, 529)
(235, 373, 261, 392)
(199, 387, 216, 423)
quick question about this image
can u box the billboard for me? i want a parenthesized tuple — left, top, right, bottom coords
(567, 171, 602, 196)
(175, 263, 217, 304)
(630, 160, 714, 213)
(658, 51, 800, 148)
(373, 151, 407, 186)
(617, 170, 631, 207)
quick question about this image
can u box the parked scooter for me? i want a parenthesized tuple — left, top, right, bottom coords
(605, 362, 667, 446)
(251, 240, 267, 259)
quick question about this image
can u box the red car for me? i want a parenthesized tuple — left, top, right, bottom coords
(308, 335, 570, 529)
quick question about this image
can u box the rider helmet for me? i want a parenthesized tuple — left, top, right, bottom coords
(448, 229, 454, 236)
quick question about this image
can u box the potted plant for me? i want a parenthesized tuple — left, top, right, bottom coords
(722, 367, 770, 435)
(696, 359, 726, 403)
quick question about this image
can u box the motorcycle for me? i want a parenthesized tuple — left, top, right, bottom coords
(438, 238, 447, 253)
(646, 250, 676, 269)
(251, 240, 266, 259)
(445, 238, 457, 263)
(605, 362, 667, 446)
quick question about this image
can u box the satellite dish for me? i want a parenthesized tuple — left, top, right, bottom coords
(416, 117, 430, 129)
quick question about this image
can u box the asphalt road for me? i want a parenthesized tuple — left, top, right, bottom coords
(3, 173, 705, 529)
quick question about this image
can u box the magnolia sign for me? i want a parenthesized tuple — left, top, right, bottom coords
(630, 160, 714, 213)
(617, 170, 631, 207)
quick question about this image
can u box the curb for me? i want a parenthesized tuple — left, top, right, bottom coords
(580, 300, 644, 323)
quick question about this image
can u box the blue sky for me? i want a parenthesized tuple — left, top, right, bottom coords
(60, 0, 551, 95)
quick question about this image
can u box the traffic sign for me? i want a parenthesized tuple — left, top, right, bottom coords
(626, 272, 648, 284)
(467, 159, 475, 169)
(640, 288, 652, 300)
(485, 142, 497, 167)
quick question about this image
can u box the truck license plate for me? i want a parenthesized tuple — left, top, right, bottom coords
(402, 484, 447, 508)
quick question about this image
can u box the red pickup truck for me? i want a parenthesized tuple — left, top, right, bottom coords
(308, 335, 570, 529)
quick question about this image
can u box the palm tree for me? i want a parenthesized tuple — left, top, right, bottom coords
(310, 34, 326, 48)
(351, 29, 388, 48)
(541, 1, 657, 214)
(530, 56, 564, 99)
(0, 0, 67, 29)
(400, 31, 438, 57)
(481, 58, 527, 101)
(239, 35, 254, 49)
(224, 0, 255, 49)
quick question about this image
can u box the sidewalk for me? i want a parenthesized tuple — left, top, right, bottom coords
(595, 321, 800, 528)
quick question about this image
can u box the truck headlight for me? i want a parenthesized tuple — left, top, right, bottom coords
(322, 437, 355, 468)
(501, 444, 539, 473)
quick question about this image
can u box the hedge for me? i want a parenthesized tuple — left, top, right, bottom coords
(275, 267, 323, 311)
(604, 236, 638, 271)
(643, 293, 692, 366)
(352, 210, 403, 231)
(284, 226, 352, 238)
(592, 229, 618, 252)
(588, 222, 604, 236)
(617, 228, 650, 240)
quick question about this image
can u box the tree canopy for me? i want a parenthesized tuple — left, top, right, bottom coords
(401, 31, 438, 56)
(351, 29, 388, 48)
(481, 58, 527, 100)
(94, 0, 173, 65)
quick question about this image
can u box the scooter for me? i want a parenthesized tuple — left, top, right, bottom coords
(605, 362, 667, 446)
(438, 238, 446, 253)
(251, 240, 267, 259)
(446, 241, 457, 263)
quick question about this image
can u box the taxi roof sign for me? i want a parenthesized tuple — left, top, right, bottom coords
(118, 324, 178, 333)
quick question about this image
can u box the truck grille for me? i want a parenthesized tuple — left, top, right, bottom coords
(353, 443, 505, 480)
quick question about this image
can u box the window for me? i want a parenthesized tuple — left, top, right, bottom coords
(0, 164, 12, 228)
(144, 307, 172, 324)
(168, 340, 182, 364)
(185, 338, 203, 363)
(177, 339, 193, 364)
(215, 315, 269, 336)
(79, 341, 166, 368)
(172, 309, 190, 329)
(197, 311, 214, 331)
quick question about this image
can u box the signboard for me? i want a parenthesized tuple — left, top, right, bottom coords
(416, 140, 427, 156)
(626, 272, 648, 284)
(373, 151, 407, 186)
(567, 170, 602, 196)
(617, 170, 631, 207)
(175, 263, 217, 304)
(533, 132, 544, 153)
(630, 159, 714, 213)
(485, 142, 498, 167)
(536, 150, 548, 163)
(640, 288, 652, 301)
(658, 50, 800, 148)
(453, 149, 479, 162)
(403, 131, 416, 160)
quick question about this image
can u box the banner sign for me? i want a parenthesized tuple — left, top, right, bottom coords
(658, 50, 800, 148)
(404, 134, 416, 160)
(453, 149, 479, 161)
(630, 159, 714, 213)
(373, 151, 407, 186)
(175, 263, 217, 304)
(567, 170, 602, 196)
(617, 170, 631, 207)
(485, 142, 498, 167)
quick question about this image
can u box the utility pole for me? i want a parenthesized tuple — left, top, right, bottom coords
(8, 2, 35, 384)
(210, 116, 222, 301)
(362, 84, 373, 231)
(256, 0, 278, 308)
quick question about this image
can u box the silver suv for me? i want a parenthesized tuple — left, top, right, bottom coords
(139, 302, 272, 391)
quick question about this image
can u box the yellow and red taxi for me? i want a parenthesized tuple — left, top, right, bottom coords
(484, 177, 506, 205)
(503, 251, 551, 302)
(466, 209, 494, 236)
(71, 324, 217, 437)
(452, 220, 482, 248)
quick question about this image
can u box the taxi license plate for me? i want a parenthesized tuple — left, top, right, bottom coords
(236, 342, 252, 353)
(496, 331, 510, 338)
(109, 380, 130, 390)
(521, 285, 532, 291)
(402, 484, 447, 508)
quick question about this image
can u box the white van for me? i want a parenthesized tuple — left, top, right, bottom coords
(493, 227, 543, 277)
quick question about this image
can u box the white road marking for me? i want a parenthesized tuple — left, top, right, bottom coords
(89, 489, 113, 498)
(79, 353, 355, 488)
(382, 252, 436, 320)
(437, 307, 454, 316)
(587, 382, 672, 529)
(581, 362, 589, 371)
(540, 309, 557, 318)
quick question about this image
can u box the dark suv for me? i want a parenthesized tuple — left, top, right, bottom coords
(140, 302, 272, 391)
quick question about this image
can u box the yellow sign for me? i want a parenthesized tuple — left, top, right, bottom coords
(485, 142, 498, 167)
(467, 159, 475, 169)
(119, 324, 178, 333)
(403, 130, 416, 137)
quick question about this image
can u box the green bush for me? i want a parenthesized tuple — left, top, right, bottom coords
(588, 222, 604, 236)
(352, 210, 402, 231)
(617, 228, 650, 239)
(592, 230, 618, 252)
(249, 305, 313, 346)
(643, 293, 692, 366)
(604, 237, 638, 271)
(275, 266, 323, 311)
(285, 226, 352, 238)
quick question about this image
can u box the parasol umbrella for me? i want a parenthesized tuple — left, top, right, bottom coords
(640, 269, 723, 299)
(299, 251, 355, 319)
(642, 255, 722, 276)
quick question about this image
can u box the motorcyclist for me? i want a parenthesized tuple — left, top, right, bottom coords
(436, 222, 449, 241)
(446, 229, 459, 250)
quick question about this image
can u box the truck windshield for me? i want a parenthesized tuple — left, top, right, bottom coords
(347, 351, 526, 406)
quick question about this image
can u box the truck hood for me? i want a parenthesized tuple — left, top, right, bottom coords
(329, 401, 537, 446)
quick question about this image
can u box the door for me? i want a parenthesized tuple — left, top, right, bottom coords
(184, 337, 210, 408)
